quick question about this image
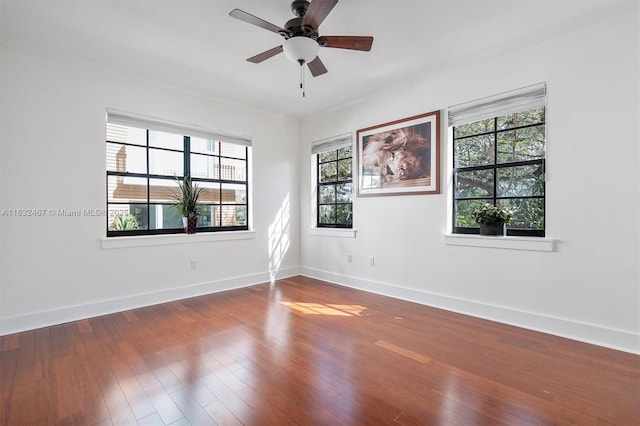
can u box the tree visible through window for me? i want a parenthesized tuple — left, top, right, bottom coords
(317, 146, 353, 228)
(451, 84, 546, 237)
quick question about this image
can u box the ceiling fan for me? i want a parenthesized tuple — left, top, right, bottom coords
(229, 0, 374, 96)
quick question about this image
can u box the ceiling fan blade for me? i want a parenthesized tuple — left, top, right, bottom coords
(307, 56, 328, 77)
(319, 36, 374, 51)
(301, 0, 338, 32)
(247, 46, 284, 63)
(229, 9, 286, 34)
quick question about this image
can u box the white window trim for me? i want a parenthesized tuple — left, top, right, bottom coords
(101, 230, 256, 249)
(310, 227, 357, 238)
(310, 132, 354, 232)
(442, 233, 554, 252)
(447, 82, 547, 240)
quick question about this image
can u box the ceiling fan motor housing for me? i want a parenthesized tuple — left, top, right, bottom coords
(284, 17, 305, 37)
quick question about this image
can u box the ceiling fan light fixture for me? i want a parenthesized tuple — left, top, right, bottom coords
(282, 36, 319, 63)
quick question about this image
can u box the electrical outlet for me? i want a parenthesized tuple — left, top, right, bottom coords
(190, 260, 197, 270)
(369, 256, 375, 267)
(347, 254, 352, 264)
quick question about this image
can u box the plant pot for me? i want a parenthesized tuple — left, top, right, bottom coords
(479, 221, 504, 236)
(182, 216, 198, 234)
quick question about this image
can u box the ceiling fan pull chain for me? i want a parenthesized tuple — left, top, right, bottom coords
(298, 59, 306, 98)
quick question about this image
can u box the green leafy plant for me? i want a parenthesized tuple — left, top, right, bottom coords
(172, 176, 203, 217)
(109, 213, 139, 231)
(472, 203, 513, 225)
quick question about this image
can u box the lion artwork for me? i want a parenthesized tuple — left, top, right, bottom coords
(361, 127, 431, 185)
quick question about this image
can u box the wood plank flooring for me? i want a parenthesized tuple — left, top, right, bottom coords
(1, 275, 638, 425)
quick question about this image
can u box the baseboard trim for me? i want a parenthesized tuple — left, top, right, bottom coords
(0, 266, 300, 336)
(300, 267, 640, 355)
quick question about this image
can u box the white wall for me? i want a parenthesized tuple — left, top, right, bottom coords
(300, 11, 640, 353)
(1, 10, 638, 355)
(0, 43, 300, 333)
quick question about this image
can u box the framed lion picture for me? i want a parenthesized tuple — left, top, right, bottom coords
(356, 110, 440, 196)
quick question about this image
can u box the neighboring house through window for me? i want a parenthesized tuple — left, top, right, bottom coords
(449, 83, 546, 237)
(106, 109, 251, 236)
(312, 133, 353, 228)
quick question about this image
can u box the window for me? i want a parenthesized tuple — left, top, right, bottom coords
(312, 133, 353, 228)
(449, 83, 546, 237)
(106, 110, 250, 236)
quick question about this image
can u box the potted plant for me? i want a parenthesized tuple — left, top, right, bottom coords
(172, 175, 203, 234)
(472, 203, 513, 236)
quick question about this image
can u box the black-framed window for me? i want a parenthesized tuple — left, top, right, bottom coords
(450, 84, 546, 237)
(106, 119, 250, 237)
(316, 144, 353, 228)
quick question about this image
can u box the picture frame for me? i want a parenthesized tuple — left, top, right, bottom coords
(356, 110, 440, 196)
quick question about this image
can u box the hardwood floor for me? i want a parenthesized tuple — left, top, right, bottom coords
(1, 275, 638, 425)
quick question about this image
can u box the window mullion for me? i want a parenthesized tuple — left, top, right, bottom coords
(146, 129, 151, 231)
(184, 136, 190, 177)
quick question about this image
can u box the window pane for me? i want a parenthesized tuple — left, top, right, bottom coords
(199, 205, 219, 227)
(455, 169, 494, 198)
(124, 204, 149, 230)
(497, 126, 545, 163)
(319, 150, 337, 162)
(220, 157, 246, 181)
(221, 183, 246, 204)
(336, 204, 352, 226)
(336, 183, 352, 203)
(319, 185, 336, 203)
(319, 162, 337, 183)
(149, 178, 178, 203)
(106, 123, 146, 146)
(107, 143, 146, 174)
(220, 142, 246, 159)
(220, 205, 244, 226)
(454, 199, 488, 227)
(149, 131, 183, 150)
(108, 176, 147, 203)
(319, 205, 335, 224)
(148, 204, 182, 230)
(338, 158, 352, 180)
(199, 181, 221, 204)
(454, 118, 494, 138)
(498, 198, 544, 230)
(454, 134, 495, 168)
(190, 153, 219, 179)
(497, 165, 544, 197)
(233, 206, 248, 226)
(149, 148, 183, 176)
(338, 146, 352, 159)
(191, 138, 218, 155)
(107, 205, 143, 231)
(497, 106, 545, 130)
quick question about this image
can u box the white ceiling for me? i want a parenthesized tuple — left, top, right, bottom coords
(1, 0, 637, 118)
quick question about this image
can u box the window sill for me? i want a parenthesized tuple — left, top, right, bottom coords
(101, 230, 256, 249)
(310, 228, 357, 238)
(442, 233, 554, 252)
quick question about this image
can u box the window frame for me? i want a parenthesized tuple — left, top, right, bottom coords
(311, 133, 354, 230)
(316, 146, 353, 228)
(106, 111, 250, 237)
(449, 84, 546, 238)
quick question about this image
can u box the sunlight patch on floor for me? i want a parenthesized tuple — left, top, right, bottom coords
(374, 340, 431, 363)
(280, 302, 367, 316)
